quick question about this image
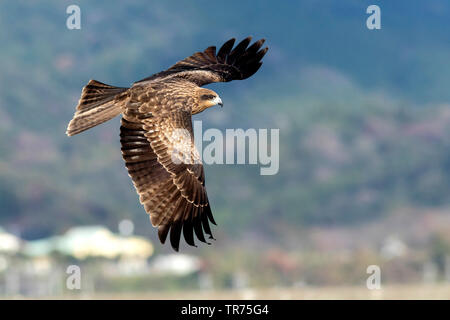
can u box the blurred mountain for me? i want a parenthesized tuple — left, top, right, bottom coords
(0, 0, 449, 246)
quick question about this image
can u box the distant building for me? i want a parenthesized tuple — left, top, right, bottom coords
(380, 236, 407, 259)
(23, 225, 153, 260)
(0, 227, 22, 254)
(149, 254, 202, 276)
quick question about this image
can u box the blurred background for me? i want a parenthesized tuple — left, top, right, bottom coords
(1, 0, 450, 299)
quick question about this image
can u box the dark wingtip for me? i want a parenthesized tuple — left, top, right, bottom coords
(229, 37, 252, 61)
(193, 218, 207, 243)
(204, 204, 217, 225)
(209, 216, 217, 226)
(171, 240, 180, 252)
(217, 38, 236, 62)
(245, 39, 266, 56)
(158, 225, 169, 244)
(182, 218, 197, 247)
(224, 37, 268, 80)
(169, 222, 182, 252)
(222, 37, 236, 49)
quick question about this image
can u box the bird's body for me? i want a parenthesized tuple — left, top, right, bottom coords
(66, 37, 268, 251)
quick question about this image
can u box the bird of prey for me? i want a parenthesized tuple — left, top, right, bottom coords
(66, 37, 268, 251)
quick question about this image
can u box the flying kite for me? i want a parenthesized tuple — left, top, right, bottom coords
(66, 37, 268, 251)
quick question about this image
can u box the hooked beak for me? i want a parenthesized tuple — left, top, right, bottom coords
(212, 96, 223, 108)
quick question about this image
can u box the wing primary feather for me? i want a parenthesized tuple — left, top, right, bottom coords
(246, 39, 265, 55)
(254, 47, 269, 62)
(169, 221, 183, 251)
(227, 36, 252, 65)
(182, 217, 196, 247)
(217, 38, 236, 62)
(201, 212, 214, 240)
(158, 224, 170, 244)
(204, 46, 217, 61)
(193, 217, 208, 244)
(204, 203, 216, 225)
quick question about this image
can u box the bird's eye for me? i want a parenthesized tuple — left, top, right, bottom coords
(201, 94, 215, 100)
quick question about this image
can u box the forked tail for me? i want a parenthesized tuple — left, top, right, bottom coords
(66, 80, 128, 136)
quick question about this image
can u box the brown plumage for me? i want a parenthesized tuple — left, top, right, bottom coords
(66, 37, 268, 251)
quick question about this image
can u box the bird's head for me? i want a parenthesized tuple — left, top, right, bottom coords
(194, 88, 223, 114)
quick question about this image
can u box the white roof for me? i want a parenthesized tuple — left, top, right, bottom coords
(149, 254, 202, 276)
(23, 225, 153, 260)
(0, 227, 21, 253)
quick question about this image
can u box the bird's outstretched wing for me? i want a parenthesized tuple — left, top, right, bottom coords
(120, 109, 216, 251)
(136, 36, 268, 86)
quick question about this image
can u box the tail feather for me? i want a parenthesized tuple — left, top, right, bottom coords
(66, 80, 128, 136)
